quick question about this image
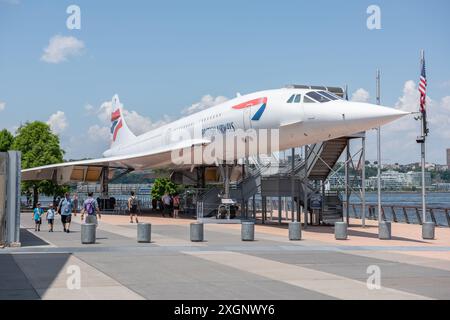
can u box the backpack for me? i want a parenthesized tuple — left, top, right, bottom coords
(85, 199, 95, 215)
(130, 196, 138, 207)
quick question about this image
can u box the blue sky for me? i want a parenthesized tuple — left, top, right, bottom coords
(1, 0, 449, 163)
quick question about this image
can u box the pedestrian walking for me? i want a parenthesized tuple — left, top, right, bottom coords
(128, 191, 139, 223)
(172, 194, 180, 218)
(162, 193, 172, 217)
(81, 192, 101, 225)
(33, 202, 43, 231)
(46, 204, 56, 232)
(72, 193, 79, 216)
(58, 192, 73, 233)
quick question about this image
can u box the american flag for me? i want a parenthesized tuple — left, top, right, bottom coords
(418, 51, 429, 136)
(419, 54, 427, 114)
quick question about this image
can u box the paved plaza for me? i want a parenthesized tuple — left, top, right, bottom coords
(1, 213, 450, 300)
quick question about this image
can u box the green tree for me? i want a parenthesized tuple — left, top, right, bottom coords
(0, 129, 14, 152)
(150, 178, 177, 200)
(11, 121, 65, 207)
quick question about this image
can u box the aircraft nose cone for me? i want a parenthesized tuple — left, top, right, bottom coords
(344, 102, 409, 128)
(372, 104, 409, 120)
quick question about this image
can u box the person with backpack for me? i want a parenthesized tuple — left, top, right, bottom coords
(33, 202, 44, 232)
(128, 191, 139, 223)
(58, 192, 73, 233)
(81, 192, 101, 225)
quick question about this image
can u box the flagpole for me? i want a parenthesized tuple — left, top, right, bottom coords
(376, 69, 382, 226)
(420, 49, 427, 224)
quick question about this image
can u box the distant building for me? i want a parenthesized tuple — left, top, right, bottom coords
(447, 148, 450, 169)
(435, 164, 448, 172)
(405, 171, 431, 187)
(381, 170, 407, 190)
(433, 182, 450, 191)
(367, 170, 407, 190)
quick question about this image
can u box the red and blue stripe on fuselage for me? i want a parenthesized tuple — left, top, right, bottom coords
(232, 97, 267, 121)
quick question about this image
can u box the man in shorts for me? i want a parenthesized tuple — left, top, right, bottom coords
(81, 192, 101, 225)
(58, 192, 73, 233)
(128, 191, 139, 223)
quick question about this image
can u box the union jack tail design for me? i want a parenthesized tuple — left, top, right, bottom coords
(111, 109, 123, 142)
(109, 95, 136, 147)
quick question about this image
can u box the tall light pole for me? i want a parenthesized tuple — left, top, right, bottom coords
(418, 49, 434, 239)
(376, 69, 382, 225)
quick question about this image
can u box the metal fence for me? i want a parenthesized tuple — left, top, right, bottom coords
(347, 202, 450, 227)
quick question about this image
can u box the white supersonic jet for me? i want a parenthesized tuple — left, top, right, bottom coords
(22, 85, 408, 184)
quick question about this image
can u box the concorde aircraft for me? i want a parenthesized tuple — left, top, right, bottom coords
(22, 85, 408, 186)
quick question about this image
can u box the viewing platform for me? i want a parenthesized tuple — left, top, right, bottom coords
(1, 212, 449, 300)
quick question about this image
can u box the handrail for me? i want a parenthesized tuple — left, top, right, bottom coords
(345, 202, 450, 227)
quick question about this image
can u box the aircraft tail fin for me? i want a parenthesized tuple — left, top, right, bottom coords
(110, 94, 136, 148)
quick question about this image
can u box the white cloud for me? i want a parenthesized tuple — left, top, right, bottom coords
(0, 101, 5, 111)
(351, 88, 370, 103)
(41, 35, 85, 64)
(365, 80, 450, 164)
(47, 111, 68, 134)
(84, 104, 94, 113)
(87, 125, 110, 142)
(441, 96, 450, 112)
(183, 94, 228, 114)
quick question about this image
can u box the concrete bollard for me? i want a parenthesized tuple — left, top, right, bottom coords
(379, 221, 392, 240)
(334, 222, 348, 240)
(190, 222, 204, 242)
(137, 223, 151, 243)
(288, 222, 301, 241)
(81, 223, 96, 244)
(422, 222, 435, 240)
(241, 222, 255, 241)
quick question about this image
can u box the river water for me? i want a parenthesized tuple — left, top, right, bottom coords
(350, 192, 450, 207)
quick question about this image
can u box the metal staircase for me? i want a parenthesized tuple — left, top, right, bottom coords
(322, 191, 344, 224)
(198, 186, 222, 217)
(235, 138, 349, 223)
(307, 138, 348, 180)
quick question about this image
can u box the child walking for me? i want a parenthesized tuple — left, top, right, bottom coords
(46, 204, 56, 232)
(33, 203, 43, 232)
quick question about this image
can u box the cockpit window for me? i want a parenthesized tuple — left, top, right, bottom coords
(287, 95, 295, 103)
(327, 92, 343, 100)
(317, 91, 339, 101)
(303, 96, 316, 103)
(306, 91, 331, 103)
(294, 94, 302, 103)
